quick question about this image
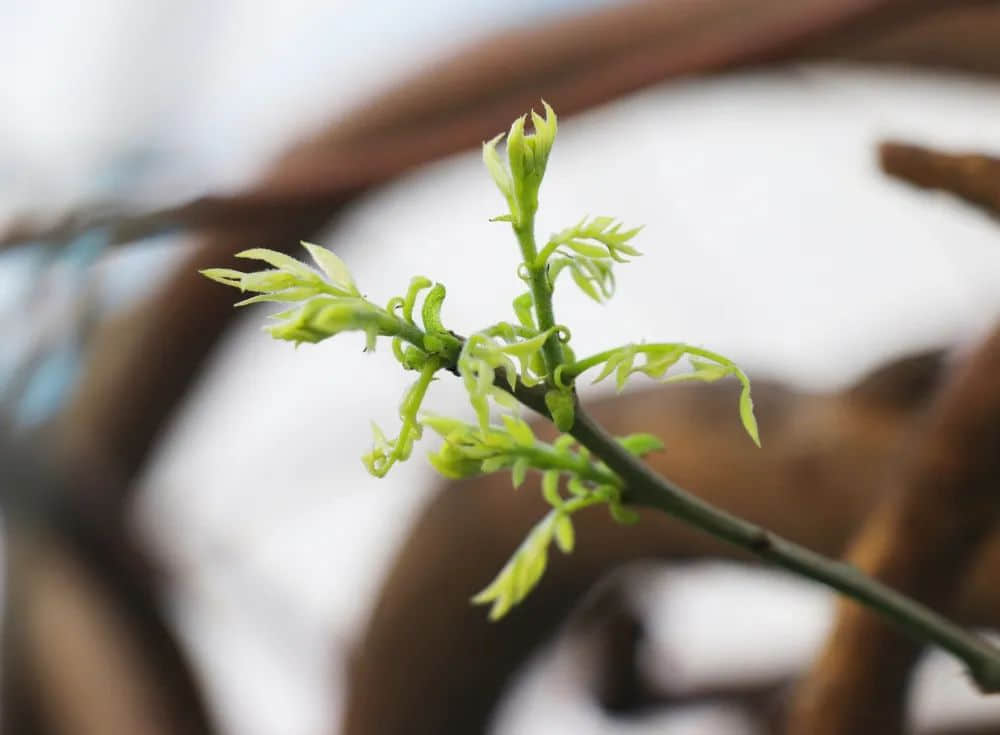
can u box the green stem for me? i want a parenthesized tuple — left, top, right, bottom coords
(380, 311, 423, 344)
(516, 444, 617, 487)
(382, 312, 460, 366)
(561, 492, 607, 515)
(396, 357, 440, 444)
(514, 212, 564, 375)
(534, 238, 560, 266)
(326, 312, 1000, 691)
(564, 403, 1000, 693)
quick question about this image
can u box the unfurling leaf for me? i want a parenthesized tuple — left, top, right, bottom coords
(483, 101, 557, 228)
(618, 433, 665, 457)
(421, 283, 447, 333)
(662, 357, 732, 384)
(265, 297, 382, 345)
(609, 502, 640, 525)
(483, 133, 520, 225)
(554, 514, 575, 553)
(567, 476, 589, 497)
(512, 292, 536, 330)
(401, 276, 432, 324)
(739, 383, 761, 447)
(233, 287, 321, 306)
(591, 347, 629, 385)
(239, 270, 300, 293)
(301, 242, 358, 295)
(199, 268, 244, 288)
(502, 414, 535, 447)
(545, 389, 575, 432)
(511, 457, 528, 488)
(473, 513, 555, 620)
(569, 262, 602, 302)
(236, 248, 322, 283)
(542, 471, 562, 508)
(362, 358, 439, 478)
(637, 345, 685, 378)
(615, 348, 637, 392)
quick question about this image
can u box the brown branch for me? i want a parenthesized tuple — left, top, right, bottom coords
(561, 564, 793, 717)
(923, 723, 1000, 735)
(803, 1, 1000, 77)
(880, 141, 1000, 218)
(1, 445, 216, 735)
(5, 0, 983, 253)
(51, 208, 339, 484)
(786, 323, 1000, 735)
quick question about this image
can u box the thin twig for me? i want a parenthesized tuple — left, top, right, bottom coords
(345, 352, 1000, 734)
(386, 314, 1000, 691)
(515, 211, 565, 373)
(565, 396, 1000, 693)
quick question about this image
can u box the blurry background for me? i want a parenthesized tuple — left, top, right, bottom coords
(3, 2, 1000, 734)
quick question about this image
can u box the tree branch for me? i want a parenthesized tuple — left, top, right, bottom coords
(788, 321, 1000, 733)
(880, 141, 1000, 218)
(387, 316, 1000, 691)
(345, 350, 1000, 734)
(565, 394, 1000, 692)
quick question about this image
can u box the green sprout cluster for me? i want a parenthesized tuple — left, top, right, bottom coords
(198, 102, 1000, 691)
(202, 102, 758, 619)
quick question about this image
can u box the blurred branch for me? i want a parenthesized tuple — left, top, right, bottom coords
(787, 323, 1000, 735)
(0, 192, 341, 251)
(880, 141, 1000, 217)
(9, 0, 998, 254)
(0, 444, 216, 735)
(804, 1, 1000, 76)
(563, 565, 792, 719)
(924, 723, 1000, 735)
(52, 207, 337, 484)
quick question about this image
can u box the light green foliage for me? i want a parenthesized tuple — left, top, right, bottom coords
(205, 242, 457, 475)
(425, 417, 644, 620)
(548, 250, 617, 303)
(202, 244, 372, 343)
(424, 415, 609, 483)
(472, 508, 572, 620)
(577, 343, 761, 446)
(362, 358, 439, 477)
(473, 477, 637, 620)
(202, 103, 759, 620)
(662, 354, 758, 447)
(484, 101, 558, 227)
(543, 216, 643, 264)
(618, 433, 665, 456)
(543, 388, 575, 432)
(539, 216, 642, 303)
(457, 325, 555, 432)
